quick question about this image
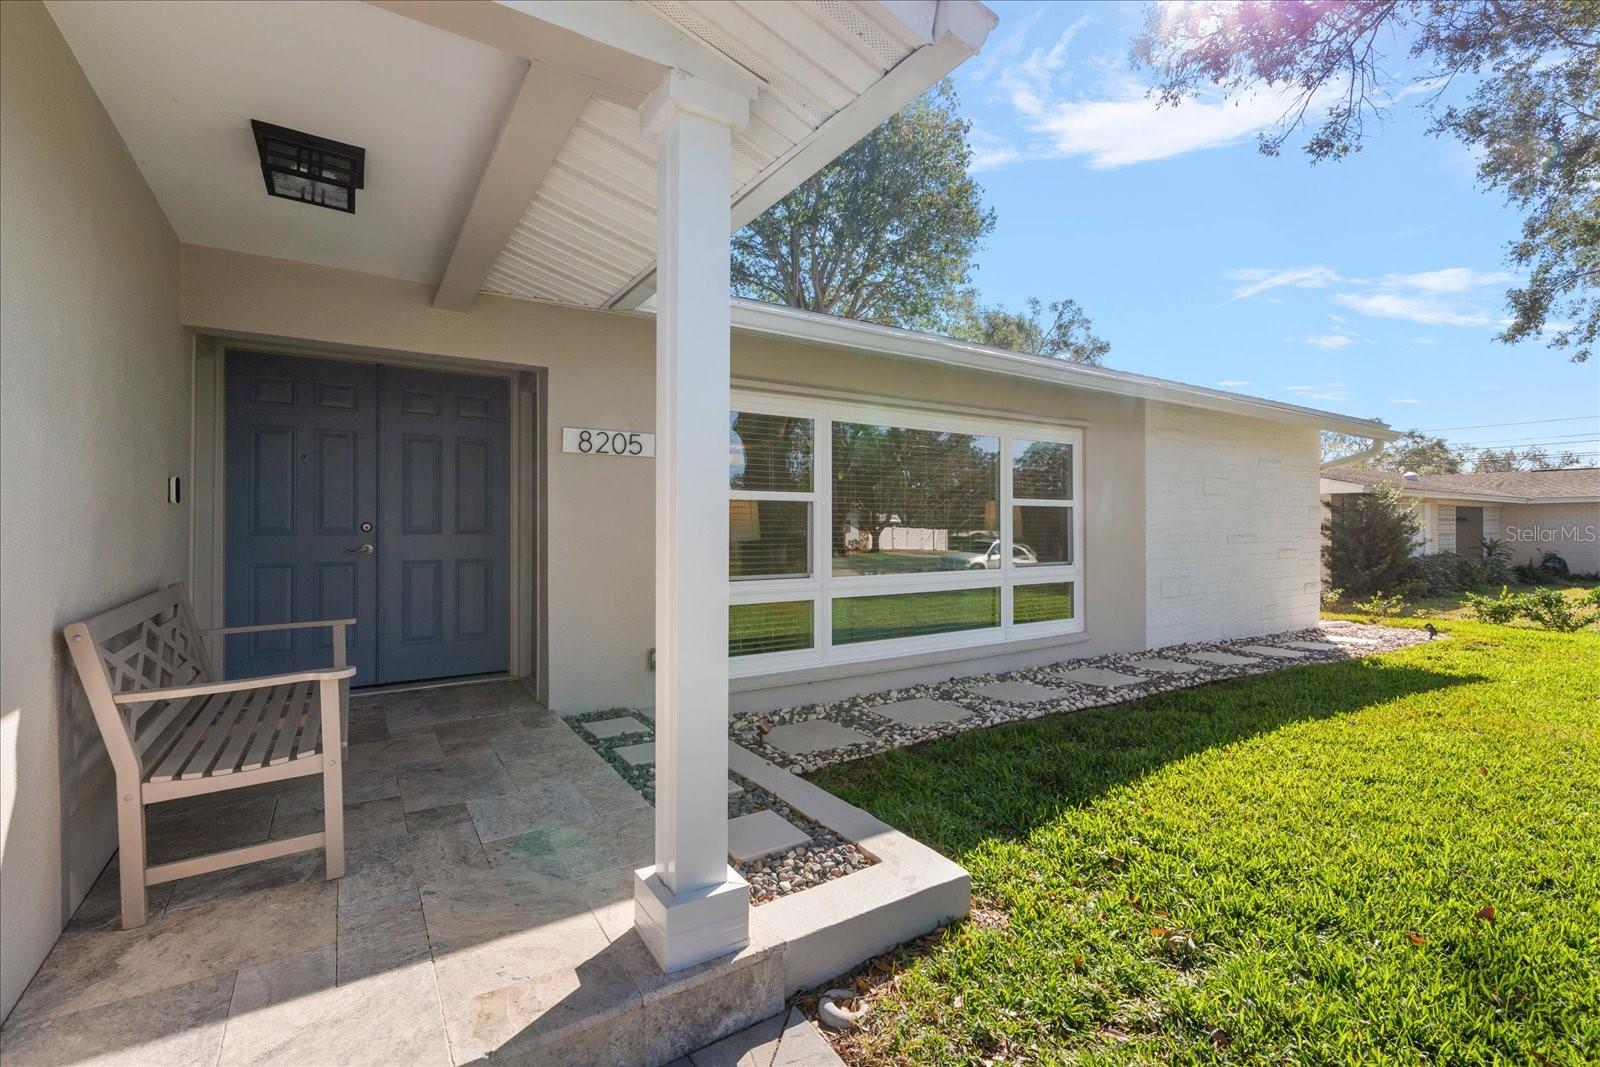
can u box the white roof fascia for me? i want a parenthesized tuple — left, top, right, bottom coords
(608, 0, 997, 310)
(728, 298, 1396, 439)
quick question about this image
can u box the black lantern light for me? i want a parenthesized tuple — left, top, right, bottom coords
(251, 120, 365, 213)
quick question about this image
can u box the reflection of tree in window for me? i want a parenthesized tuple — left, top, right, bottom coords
(728, 413, 814, 579)
(729, 413, 812, 491)
(831, 423, 998, 575)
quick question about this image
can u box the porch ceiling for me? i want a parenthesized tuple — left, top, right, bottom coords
(45, 0, 994, 314)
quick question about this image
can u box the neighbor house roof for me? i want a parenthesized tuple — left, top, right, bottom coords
(728, 299, 1396, 439)
(1321, 465, 1600, 504)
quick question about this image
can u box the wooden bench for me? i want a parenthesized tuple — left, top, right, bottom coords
(64, 583, 355, 928)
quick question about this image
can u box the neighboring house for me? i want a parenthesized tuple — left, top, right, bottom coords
(0, 0, 1394, 1027)
(1321, 466, 1600, 572)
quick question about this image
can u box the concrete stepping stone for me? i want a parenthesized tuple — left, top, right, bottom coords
(612, 741, 655, 767)
(727, 778, 743, 798)
(764, 719, 871, 755)
(970, 680, 1070, 703)
(1056, 667, 1144, 688)
(1126, 657, 1201, 674)
(1183, 650, 1261, 666)
(1237, 645, 1307, 659)
(1284, 640, 1341, 652)
(583, 715, 650, 739)
(871, 697, 972, 726)
(727, 810, 811, 863)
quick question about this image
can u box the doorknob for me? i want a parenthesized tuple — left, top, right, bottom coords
(349, 543, 375, 556)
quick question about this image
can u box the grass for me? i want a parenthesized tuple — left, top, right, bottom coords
(811, 618, 1600, 1064)
(1331, 581, 1599, 631)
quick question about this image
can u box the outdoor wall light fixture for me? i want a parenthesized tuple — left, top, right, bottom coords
(251, 120, 365, 213)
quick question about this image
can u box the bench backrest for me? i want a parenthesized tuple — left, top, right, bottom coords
(63, 583, 213, 778)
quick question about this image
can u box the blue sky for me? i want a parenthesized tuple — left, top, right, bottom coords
(949, 0, 1599, 462)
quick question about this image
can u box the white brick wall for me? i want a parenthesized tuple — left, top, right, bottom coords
(1145, 403, 1322, 646)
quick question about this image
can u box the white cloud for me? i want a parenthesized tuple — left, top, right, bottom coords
(1304, 333, 1355, 351)
(1026, 85, 1307, 169)
(1411, 337, 1437, 345)
(1217, 378, 1253, 387)
(970, 145, 1021, 171)
(1372, 268, 1515, 294)
(1224, 266, 1343, 302)
(1331, 291, 1499, 328)
(1390, 397, 1423, 405)
(1285, 383, 1349, 403)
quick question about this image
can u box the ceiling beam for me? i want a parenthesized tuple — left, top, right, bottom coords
(368, 0, 656, 108)
(433, 61, 594, 311)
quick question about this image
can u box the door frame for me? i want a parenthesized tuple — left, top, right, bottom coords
(189, 334, 546, 701)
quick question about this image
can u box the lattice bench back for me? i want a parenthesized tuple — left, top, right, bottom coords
(63, 584, 213, 772)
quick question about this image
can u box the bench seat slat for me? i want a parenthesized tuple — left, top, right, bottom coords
(267, 682, 311, 765)
(135, 695, 208, 769)
(148, 692, 234, 782)
(210, 686, 275, 776)
(297, 689, 322, 761)
(179, 689, 254, 780)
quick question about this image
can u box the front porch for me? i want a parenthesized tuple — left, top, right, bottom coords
(0, 681, 961, 1064)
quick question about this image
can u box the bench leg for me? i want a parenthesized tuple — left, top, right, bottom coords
(319, 678, 345, 879)
(116, 788, 148, 928)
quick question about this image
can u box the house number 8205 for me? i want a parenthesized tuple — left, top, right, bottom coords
(562, 427, 656, 457)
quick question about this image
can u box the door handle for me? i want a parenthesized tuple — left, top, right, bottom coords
(349, 543, 375, 556)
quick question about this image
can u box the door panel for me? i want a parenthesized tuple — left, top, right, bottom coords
(225, 352, 378, 680)
(378, 366, 510, 683)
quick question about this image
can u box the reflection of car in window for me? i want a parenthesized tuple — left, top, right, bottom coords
(950, 538, 1037, 570)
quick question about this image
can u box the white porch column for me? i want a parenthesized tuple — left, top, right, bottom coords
(633, 69, 752, 973)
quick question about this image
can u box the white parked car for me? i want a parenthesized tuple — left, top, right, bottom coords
(947, 536, 1038, 570)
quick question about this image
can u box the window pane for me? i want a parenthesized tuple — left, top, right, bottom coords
(832, 422, 999, 576)
(1014, 582, 1074, 625)
(730, 412, 813, 492)
(730, 601, 813, 657)
(832, 588, 999, 645)
(1012, 505, 1072, 566)
(730, 500, 809, 579)
(1013, 440, 1072, 500)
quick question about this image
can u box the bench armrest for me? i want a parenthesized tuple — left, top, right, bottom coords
(202, 618, 356, 636)
(113, 666, 357, 705)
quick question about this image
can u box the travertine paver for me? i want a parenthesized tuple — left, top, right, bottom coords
(1238, 644, 1307, 658)
(1126, 657, 1201, 674)
(969, 680, 1070, 703)
(1056, 667, 1145, 688)
(583, 715, 651, 739)
(1183, 651, 1262, 666)
(727, 810, 812, 863)
(612, 741, 656, 767)
(727, 778, 743, 797)
(764, 720, 871, 755)
(871, 697, 972, 726)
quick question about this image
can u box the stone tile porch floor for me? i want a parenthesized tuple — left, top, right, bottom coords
(0, 681, 826, 1066)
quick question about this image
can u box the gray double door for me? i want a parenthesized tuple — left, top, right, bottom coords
(225, 351, 509, 686)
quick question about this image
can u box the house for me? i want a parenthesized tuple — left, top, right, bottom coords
(1322, 466, 1600, 571)
(1, 0, 1397, 1046)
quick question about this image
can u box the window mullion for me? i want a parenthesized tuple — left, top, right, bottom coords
(816, 415, 833, 659)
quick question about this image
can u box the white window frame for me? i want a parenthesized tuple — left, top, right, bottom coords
(728, 390, 1085, 677)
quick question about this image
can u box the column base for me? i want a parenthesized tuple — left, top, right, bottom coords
(633, 864, 750, 973)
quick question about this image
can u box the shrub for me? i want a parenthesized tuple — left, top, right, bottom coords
(1412, 552, 1478, 595)
(1538, 551, 1570, 579)
(1353, 591, 1408, 617)
(1517, 587, 1600, 632)
(1476, 538, 1514, 587)
(1321, 586, 1344, 609)
(1463, 586, 1525, 624)
(1323, 482, 1422, 598)
(1512, 561, 1546, 584)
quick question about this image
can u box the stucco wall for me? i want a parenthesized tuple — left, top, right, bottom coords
(0, 0, 189, 1020)
(1501, 502, 1600, 572)
(179, 246, 1153, 712)
(1145, 402, 1321, 645)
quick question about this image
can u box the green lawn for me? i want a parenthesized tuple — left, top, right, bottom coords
(812, 618, 1600, 1064)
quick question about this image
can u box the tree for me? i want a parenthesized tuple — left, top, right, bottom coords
(1377, 430, 1468, 474)
(1324, 480, 1422, 597)
(731, 80, 994, 332)
(953, 296, 1111, 365)
(1135, 2, 1600, 362)
(1472, 445, 1586, 472)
